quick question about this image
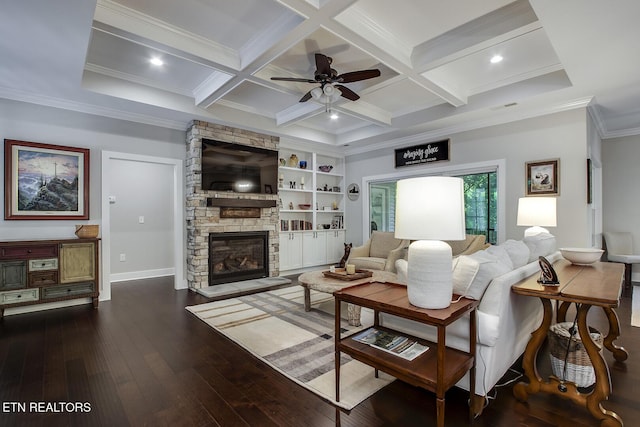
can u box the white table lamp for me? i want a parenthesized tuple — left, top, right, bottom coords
(395, 176, 466, 309)
(517, 197, 557, 237)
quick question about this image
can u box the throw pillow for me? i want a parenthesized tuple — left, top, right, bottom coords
(485, 244, 514, 270)
(500, 239, 530, 268)
(452, 250, 511, 300)
(524, 232, 557, 262)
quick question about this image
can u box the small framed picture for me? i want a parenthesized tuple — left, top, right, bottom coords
(525, 158, 559, 196)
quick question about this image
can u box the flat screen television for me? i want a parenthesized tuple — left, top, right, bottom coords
(201, 139, 278, 194)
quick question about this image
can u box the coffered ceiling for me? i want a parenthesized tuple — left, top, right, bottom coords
(2, 0, 640, 153)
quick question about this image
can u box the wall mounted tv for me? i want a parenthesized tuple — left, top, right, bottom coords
(201, 139, 278, 195)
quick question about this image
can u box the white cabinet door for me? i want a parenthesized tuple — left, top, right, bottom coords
(325, 230, 347, 264)
(302, 231, 327, 267)
(279, 232, 303, 271)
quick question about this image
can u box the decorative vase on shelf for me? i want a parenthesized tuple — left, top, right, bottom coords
(288, 154, 299, 167)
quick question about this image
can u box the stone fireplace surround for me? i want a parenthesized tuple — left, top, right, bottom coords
(186, 121, 280, 290)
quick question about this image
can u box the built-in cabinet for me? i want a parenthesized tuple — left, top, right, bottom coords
(278, 149, 346, 271)
(0, 238, 100, 317)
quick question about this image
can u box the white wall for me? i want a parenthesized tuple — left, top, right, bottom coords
(108, 159, 175, 279)
(602, 134, 640, 281)
(0, 99, 186, 298)
(345, 109, 591, 248)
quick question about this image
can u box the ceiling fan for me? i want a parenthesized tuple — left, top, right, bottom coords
(271, 53, 381, 103)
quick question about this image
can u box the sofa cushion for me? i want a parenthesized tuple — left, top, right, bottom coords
(452, 250, 511, 300)
(500, 239, 530, 268)
(485, 244, 514, 270)
(524, 232, 557, 262)
(369, 232, 403, 259)
(350, 256, 386, 271)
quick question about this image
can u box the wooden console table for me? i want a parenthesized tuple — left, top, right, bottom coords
(334, 282, 478, 427)
(511, 259, 628, 426)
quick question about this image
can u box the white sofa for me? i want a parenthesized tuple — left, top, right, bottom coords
(362, 233, 559, 405)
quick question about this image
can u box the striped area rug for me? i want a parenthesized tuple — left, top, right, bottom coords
(186, 286, 394, 410)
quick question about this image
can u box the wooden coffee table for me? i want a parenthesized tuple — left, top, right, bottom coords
(297, 269, 398, 326)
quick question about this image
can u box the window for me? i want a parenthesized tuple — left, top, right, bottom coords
(367, 171, 498, 244)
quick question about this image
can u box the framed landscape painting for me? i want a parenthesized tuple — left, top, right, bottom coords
(4, 139, 90, 220)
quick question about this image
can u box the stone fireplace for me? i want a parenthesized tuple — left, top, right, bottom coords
(186, 121, 280, 289)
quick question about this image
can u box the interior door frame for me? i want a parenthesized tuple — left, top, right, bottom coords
(100, 151, 186, 300)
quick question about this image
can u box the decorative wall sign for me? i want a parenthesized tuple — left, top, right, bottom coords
(4, 139, 90, 220)
(347, 183, 360, 201)
(394, 139, 450, 168)
(220, 207, 261, 218)
(525, 158, 560, 196)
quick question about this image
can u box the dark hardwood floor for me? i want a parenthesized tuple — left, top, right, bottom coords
(1, 277, 639, 426)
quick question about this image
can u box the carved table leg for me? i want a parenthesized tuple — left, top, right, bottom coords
(602, 307, 628, 362)
(576, 304, 623, 427)
(557, 301, 570, 322)
(513, 297, 553, 401)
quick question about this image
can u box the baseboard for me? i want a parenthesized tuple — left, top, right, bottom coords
(110, 268, 175, 283)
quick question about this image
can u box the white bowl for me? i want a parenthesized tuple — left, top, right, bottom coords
(559, 248, 604, 265)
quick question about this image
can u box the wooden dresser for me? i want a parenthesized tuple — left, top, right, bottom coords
(0, 238, 100, 317)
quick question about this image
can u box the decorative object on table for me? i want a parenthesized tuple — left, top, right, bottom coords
(337, 243, 352, 268)
(345, 264, 356, 275)
(517, 197, 557, 237)
(559, 248, 604, 265)
(279, 174, 284, 188)
(4, 139, 90, 220)
(318, 165, 333, 172)
(332, 201, 338, 210)
(332, 186, 341, 192)
(395, 176, 465, 309)
(322, 224, 331, 229)
(289, 201, 294, 210)
(300, 176, 305, 189)
(279, 157, 286, 166)
(548, 321, 603, 388)
(537, 256, 559, 285)
(288, 154, 299, 167)
(525, 158, 560, 196)
(323, 184, 329, 191)
(75, 224, 99, 238)
(298, 204, 311, 210)
(347, 183, 360, 201)
(322, 268, 372, 281)
(299, 160, 307, 169)
(289, 181, 296, 189)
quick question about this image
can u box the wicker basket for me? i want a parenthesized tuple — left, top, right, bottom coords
(75, 224, 99, 239)
(548, 322, 603, 388)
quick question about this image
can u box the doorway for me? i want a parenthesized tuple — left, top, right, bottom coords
(100, 151, 185, 300)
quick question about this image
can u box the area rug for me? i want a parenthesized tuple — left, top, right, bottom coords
(185, 286, 394, 410)
(632, 285, 640, 327)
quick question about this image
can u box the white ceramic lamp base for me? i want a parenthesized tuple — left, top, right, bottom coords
(524, 225, 550, 237)
(406, 240, 453, 309)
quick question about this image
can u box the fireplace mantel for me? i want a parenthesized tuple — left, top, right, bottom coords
(206, 198, 277, 208)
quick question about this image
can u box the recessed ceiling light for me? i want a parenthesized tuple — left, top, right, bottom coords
(150, 57, 164, 66)
(330, 112, 339, 120)
(490, 55, 503, 64)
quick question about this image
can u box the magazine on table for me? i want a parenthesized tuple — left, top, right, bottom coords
(352, 327, 429, 361)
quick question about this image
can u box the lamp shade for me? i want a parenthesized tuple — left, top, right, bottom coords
(516, 197, 557, 227)
(395, 176, 466, 241)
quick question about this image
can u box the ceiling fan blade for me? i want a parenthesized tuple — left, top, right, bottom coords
(337, 69, 381, 83)
(299, 91, 313, 102)
(315, 53, 332, 77)
(335, 85, 360, 101)
(271, 77, 317, 83)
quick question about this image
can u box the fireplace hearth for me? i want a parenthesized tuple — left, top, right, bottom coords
(208, 231, 269, 285)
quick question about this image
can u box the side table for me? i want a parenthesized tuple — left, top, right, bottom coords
(511, 259, 628, 426)
(334, 282, 478, 427)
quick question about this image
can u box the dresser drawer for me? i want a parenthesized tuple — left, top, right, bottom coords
(29, 271, 58, 287)
(28, 258, 58, 271)
(41, 282, 95, 300)
(0, 288, 39, 305)
(0, 260, 27, 291)
(0, 244, 58, 260)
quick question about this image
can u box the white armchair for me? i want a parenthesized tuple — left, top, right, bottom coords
(347, 231, 409, 273)
(603, 231, 640, 292)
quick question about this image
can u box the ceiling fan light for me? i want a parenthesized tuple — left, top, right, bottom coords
(310, 87, 323, 100)
(330, 88, 342, 102)
(323, 84, 336, 96)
